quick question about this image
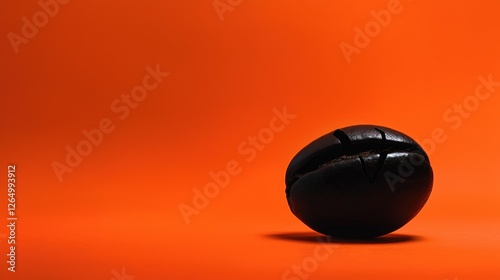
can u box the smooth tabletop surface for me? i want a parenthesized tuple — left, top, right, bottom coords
(2, 0, 500, 279)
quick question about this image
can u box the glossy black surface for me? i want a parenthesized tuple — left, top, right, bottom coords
(285, 125, 433, 239)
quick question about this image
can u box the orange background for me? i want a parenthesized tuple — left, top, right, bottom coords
(1, 0, 500, 279)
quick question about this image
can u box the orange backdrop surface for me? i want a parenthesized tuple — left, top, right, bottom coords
(1, 0, 500, 279)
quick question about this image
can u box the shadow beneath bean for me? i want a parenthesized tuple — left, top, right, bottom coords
(263, 232, 424, 244)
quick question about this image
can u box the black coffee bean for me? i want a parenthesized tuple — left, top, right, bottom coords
(285, 125, 433, 239)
